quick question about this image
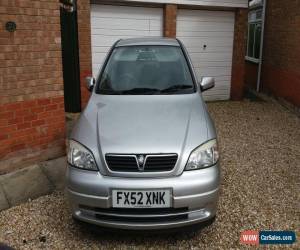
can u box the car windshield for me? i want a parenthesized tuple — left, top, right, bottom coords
(97, 45, 195, 95)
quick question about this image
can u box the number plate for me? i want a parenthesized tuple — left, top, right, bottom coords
(112, 189, 171, 208)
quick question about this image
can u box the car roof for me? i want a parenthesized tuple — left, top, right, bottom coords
(115, 37, 180, 47)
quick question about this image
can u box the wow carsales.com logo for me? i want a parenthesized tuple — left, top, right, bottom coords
(240, 230, 296, 245)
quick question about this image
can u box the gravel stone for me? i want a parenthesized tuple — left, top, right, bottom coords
(0, 100, 299, 249)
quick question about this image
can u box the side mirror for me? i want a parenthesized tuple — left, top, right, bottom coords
(85, 76, 95, 92)
(200, 77, 215, 92)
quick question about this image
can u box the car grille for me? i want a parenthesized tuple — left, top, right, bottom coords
(105, 155, 138, 172)
(79, 205, 188, 223)
(105, 154, 178, 172)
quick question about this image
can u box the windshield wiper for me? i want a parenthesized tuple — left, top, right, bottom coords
(100, 86, 193, 95)
(120, 88, 160, 95)
(160, 85, 194, 93)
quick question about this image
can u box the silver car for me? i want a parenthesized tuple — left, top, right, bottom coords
(66, 37, 220, 230)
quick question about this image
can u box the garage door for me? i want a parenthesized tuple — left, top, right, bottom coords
(177, 9, 235, 100)
(91, 4, 163, 76)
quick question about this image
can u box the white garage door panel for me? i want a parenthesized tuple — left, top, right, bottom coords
(91, 4, 161, 17)
(177, 22, 234, 32)
(93, 35, 157, 47)
(179, 32, 234, 39)
(91, 19, 162, 31)
(177, 10, 234, 21)
(92, 46, 111, 53)
(195, 67, 232, 77)
(92, 28, 158, 36)
(181, 37, 234, 47)
(184, 47, 232, 53)
(91, 4, 163, 76)
(196, 61, 232, 67)
(189, 52, 233, 62)
(177, 9, 234, 100)
(213, 76, 231, 82)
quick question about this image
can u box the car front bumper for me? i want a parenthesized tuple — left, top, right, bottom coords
(66, 163, 220, 230)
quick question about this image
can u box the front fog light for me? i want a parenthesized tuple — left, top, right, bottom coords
(185, 139, 219, 170)
(67, 140, 98, 171)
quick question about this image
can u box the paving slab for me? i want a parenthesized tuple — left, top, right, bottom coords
(40, 157, 67, 190)
(1, 164, 52, 206)
(0, 184, 9, 211)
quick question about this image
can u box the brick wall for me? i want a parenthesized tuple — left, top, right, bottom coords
(164, 4, 177, 38)
(77, 0, 92, 108)
(260, 0, 300, 106)
(230, 9, 247, 100)
(0, 0, 65, 173)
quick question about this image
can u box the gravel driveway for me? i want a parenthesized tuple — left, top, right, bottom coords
(0, 100, 299, 249)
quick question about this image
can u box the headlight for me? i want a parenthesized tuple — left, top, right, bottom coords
(67, 140, 98, 171)
(185, 139, 219, 170)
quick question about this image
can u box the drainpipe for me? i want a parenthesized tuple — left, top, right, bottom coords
(256, 0, 267, 92)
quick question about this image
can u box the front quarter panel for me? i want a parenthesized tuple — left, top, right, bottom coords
(70, 94, 107, 175)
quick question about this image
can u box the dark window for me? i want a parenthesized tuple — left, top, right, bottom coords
(246, 9, 262, 61)
(254, 23, 262, 58)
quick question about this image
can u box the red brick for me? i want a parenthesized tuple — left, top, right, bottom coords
(5, 103, 22, 111)
(11, 127, 36, 138)
(32, 119, 45, 127)
(45, 103, 58, 111)
(230, 9, 247, 100)
(11, 143, 26, 152)
(30, 106, 45, 113)
(24, 114, 38, 122)
(37, 98, 51, 106)
(51, 96, 64, 103)
(0, 111, 14, 120)
(16, 134, 33, 143)
(38, 111, 52, 119)
(0, 119, 8, 127)
(8, 117, 23, 125)
(245, 61, 259, 89)
(0, 134, 9, 141)
(262, 66, 300, 106)
(17, 122, 31, 130)
(15, 109, 30, 117)
(0, 1, 63, 107)
(0, 124, 17, 133)
(0, 139, 16, 149)
(22, 100, 37, 108)
(45, 116, 59, 124)
(51, 108, 65, 116)
(78, 1, 92, 109)
(164, 4, 177, 38)
(260, 0, 300, 107)
(0, 0, 66, 172)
